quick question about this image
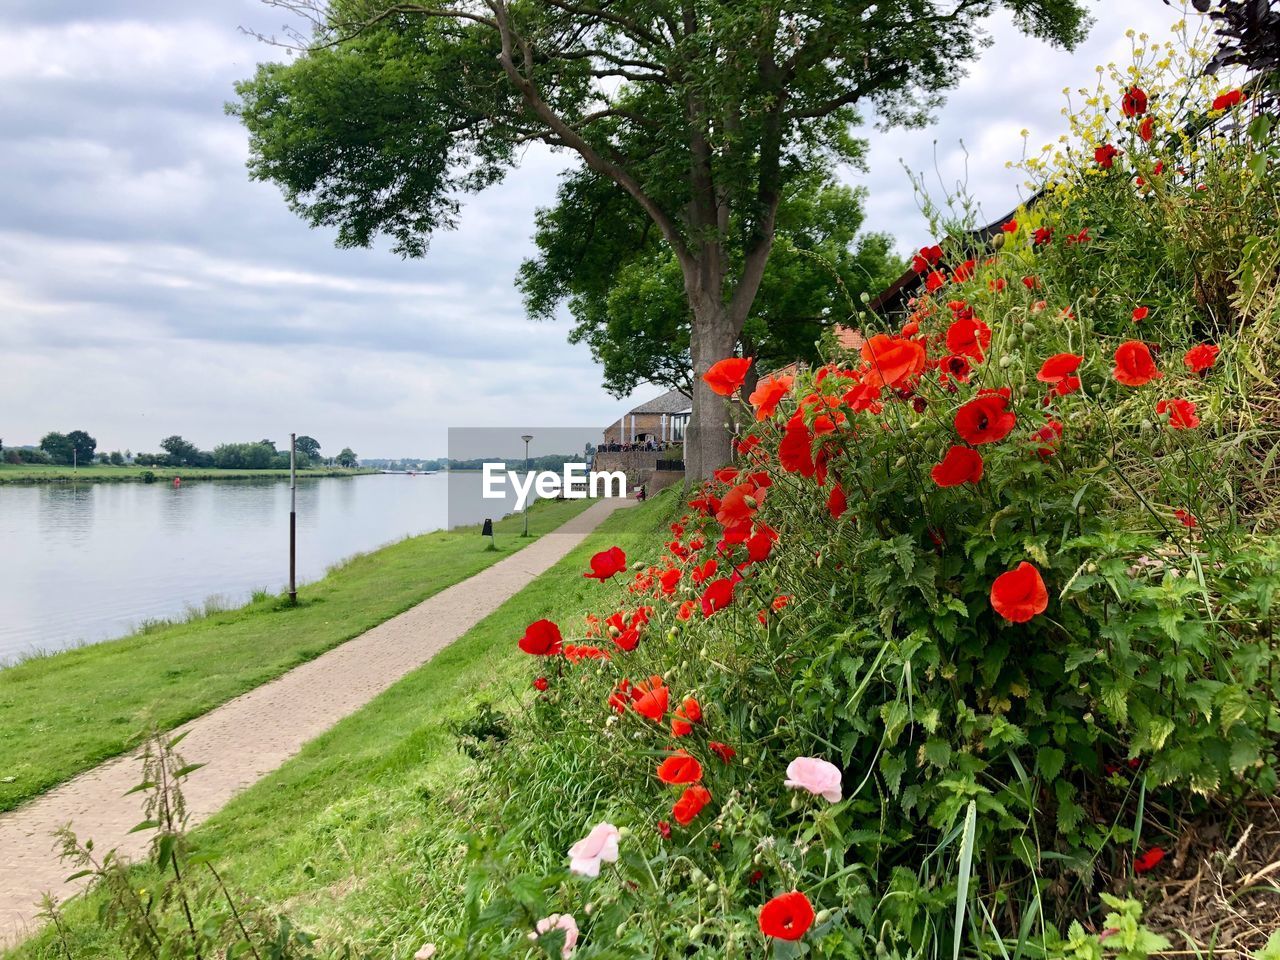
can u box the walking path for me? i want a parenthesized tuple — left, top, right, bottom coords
(0, 497, 632, 948)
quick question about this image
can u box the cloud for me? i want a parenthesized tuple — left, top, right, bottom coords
(0, 1, 1197, 455)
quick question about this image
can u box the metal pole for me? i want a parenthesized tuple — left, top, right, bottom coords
(289, 432, 297, 605)
(523, 436, 531, 537)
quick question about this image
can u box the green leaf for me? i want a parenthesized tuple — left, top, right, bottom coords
(1036, 746, 1066, 781)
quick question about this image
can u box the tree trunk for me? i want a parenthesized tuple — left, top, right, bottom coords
(685, 303, 738, 481)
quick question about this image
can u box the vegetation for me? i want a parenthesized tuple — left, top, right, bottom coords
(231, 0, 1089, 478)
(0, 497, 594, 812)
(0, 463, 374, 484)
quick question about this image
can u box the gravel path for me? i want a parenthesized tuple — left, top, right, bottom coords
(0, 498, 631, 947)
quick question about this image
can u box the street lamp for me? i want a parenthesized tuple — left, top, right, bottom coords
(521, 434, 534, 537)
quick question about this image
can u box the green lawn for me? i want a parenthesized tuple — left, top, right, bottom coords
(5, 493, 674, 959)
(0, 497, 595, 812)
(0, 463, 378, 483)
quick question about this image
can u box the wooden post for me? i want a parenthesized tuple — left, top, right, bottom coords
(289, 432, 297, 605)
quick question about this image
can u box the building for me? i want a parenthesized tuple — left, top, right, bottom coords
(601, 388, 690, 446)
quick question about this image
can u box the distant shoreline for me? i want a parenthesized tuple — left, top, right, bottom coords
(0, 465, 380, 485)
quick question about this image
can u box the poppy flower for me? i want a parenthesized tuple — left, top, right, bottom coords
(778, 415, 815, 476)
(676, 599, 698, 621)
(584, 546, 627, 581)
(1002, 219, 1018, 234)
(691, 559, 717, 587)
(703, 357, 752, 396)
(631, 676, 669, 721)
(954, 388, 1017, 445)
(911, 244, 943, 273)
(671, 784, 711, 825)
(827, 484, 847, 520)
(1174, 509, 1198, 528)
(1033, 419, 1064, 458)
(925, 269, 946, 293)
(709, 741, 736, 762)
(930, 445, 984, 487)
(519, 619, 563, 656)
(784, 757, 843, 803)
(1184, 344, 1220, 373)
(1032, 227, 1053, 247)
(567, 821, 620, 877)
(717, 483, 762, 526)
(745, 526, 778, 563)
(1113, 341, 1162, 387)
(990, 562, 1049, 623)
(658, 567, 681, 596)
(749, 374, 793, 421)
(656, 750, 703, 784)
(1134, 847, 1166, 874)
(533, 677, 549, 691)
(1037, 353, 1082, 386)
(1122, 86, 1148, 118)
(861, 335, 926, 390)
(671, 697, 702, 736)
(946, 316, 991, 361)
(1132, 306, 1149, 323)
(758, 891, 815, 941)
(1139, 116, 1155, 142)
(1213, 89, 1243, 111)
(1156, 398, 1200, 430)
(1095, 144, 1120, 169)
(701, 577, 736, 617)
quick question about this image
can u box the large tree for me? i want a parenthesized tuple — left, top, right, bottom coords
(520, 167, 900, 398)
(233, 0, 1090, 477)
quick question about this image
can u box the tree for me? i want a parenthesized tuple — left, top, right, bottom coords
(295, 435, 322, 462)
(160, 435, 202, 467)
(66, 430, 97, 466)
(521, 168, 900, 398)
(233, 0, 1089, 477)
(337, 447, 359, 468)
(39, 432, 73, 465)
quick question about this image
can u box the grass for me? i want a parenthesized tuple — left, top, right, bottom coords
(0, 497, 595, 813)
(0, 464, 379, 483)
(4, 493, 675, 959)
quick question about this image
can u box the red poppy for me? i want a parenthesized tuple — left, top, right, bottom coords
(931, 445, 984, 487)
(613, 627, 640, 652)
(709, 741, 736, 762)
(954, 388, 1017, 445)
(1174, 509, 1198, 528)
(1037, 353, 1082, 387)
(584, 546, 627, 581)
(745, 525, 778, 563)
(1213, 89, 1243, 111)
(1134, 847, 1166, 874)
(1113, 341, 1162, 387)
(911, 244, 943, 273)
(672, 785, 711, 825)
(1002, 219, 1018, 234)
(1122, 86, 1148, 118)
(749, 374, 793, 420)
(533, 677, 548, 691)
(1184, 344, 1220, 373)
(518, 619, 563, 656)
(772, 594, 790, 612)
(656, 820, 671, 839)
(861, 335, 926, 390)
(691, 559, 718, 586)
(632, 676, 669, 721)
(925, 269, 946, 293)
(1032, 227, 1053, 246)
(827, 484, 847, 520)
(1156, 398, 1200, 430)
(1095, 144, 1120, 169)
(607, 678, 633, 713)
(656, 750, 703, 784)
(671, 697, 702, 735)
(676, 599, 697, 621)
(659, 567, 681, 596)
(1139, 116, 1155, 142)
(703, 357, 753, 396)
(951, 259, 975, 283)
(1132, 306, 1149, 323)
(758, 891, 815, 941)
(717, 483, 763, 526)
(990, 562, 1049, 623)
(701, 577, 736, 617)
(778, 415, 815, 476)
(946, 316, 991, 361)
(1033, 419, 1064, 458)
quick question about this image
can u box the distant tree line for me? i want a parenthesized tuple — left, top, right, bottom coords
(2, 432, 358, 470)
(361, 454, 584, 473)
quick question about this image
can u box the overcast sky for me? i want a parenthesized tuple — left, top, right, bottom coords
(0, 1, 1190, 458)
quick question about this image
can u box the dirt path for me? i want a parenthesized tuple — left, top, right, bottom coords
(0, 498, 632, 948)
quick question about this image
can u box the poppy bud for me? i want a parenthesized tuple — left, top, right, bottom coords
(790, 793, 801, 810)
(743, 495, 758, 509)
(689, 924, 704, 941)
(894, 456, 907, 469)
(689, 867, 705, 883)
(584, 902, 594, 915)
(706, 882, 718, 893)
(860, 291, 871, 304)
(1086, 562, 1097, 573)
(632, 561, 645, 570)
(667, 628, 678, 641)
(1084, 712, 1095, 724)
(992, 232, 1006, 249)
(1140, 419, 1154, 432)
(616, 923, 628, 938)
(999, 355, 1014, 369)
(816, 909, 832, 924)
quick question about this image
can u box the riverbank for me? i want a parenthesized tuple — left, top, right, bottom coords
(0, 496, 595, 813)
(1, 493, 671, 957)
(0, 464, 379, 484)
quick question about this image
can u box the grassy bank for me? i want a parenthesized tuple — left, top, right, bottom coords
(0, 464, 379, 484)
(0, 497, 594, 813)
(4, 495, 672, 959)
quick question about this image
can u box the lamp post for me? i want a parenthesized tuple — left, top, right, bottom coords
(521, 433, 533, 537)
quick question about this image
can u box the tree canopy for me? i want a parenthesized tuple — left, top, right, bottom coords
(233, 0, 1091, 476)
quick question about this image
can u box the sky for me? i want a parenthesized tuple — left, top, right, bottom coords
(0, 0, 1191, 459)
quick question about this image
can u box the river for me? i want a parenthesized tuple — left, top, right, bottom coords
(0, 473, 528, 662)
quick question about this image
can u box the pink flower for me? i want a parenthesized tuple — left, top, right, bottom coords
(530, 914, 579, 958)
(784, 756, 842, 803)
(567, 822, 619, 877)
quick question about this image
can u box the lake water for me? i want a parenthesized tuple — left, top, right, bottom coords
(0, 473, 528, 662)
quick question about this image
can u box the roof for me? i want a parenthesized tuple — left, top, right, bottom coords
(628, 387, 692, 415)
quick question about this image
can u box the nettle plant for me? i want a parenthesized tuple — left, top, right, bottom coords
(438, 31, 1280, 960)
